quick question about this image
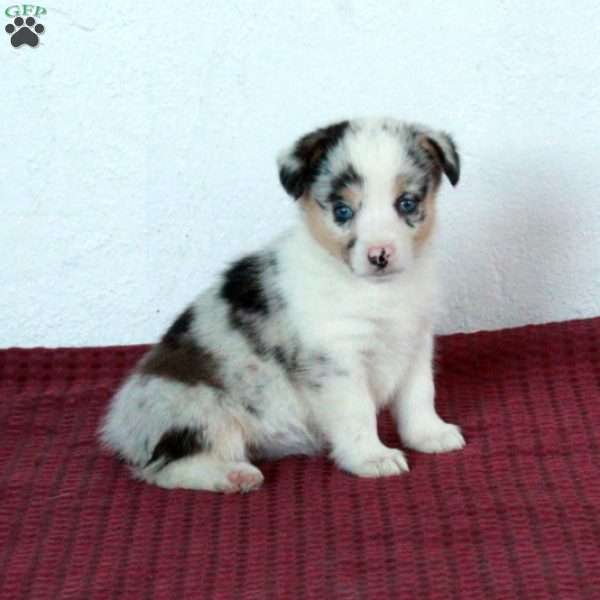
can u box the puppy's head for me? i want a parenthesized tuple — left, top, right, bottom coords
(278, 118, 459, 279)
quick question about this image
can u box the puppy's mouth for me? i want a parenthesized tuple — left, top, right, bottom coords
(358, 268, 404, 282)
(370, 271, 402, 282)
(346, 261, 404, 281)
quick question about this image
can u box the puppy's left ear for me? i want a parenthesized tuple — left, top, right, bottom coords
(418, 130, 460, 186)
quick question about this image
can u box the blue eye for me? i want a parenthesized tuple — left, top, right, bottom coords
(333, 202, 354, 224)
(396, 194, 419, 216)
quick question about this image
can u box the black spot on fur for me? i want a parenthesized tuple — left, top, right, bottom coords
(245, 403, 260, 417)
(272, 345, 286, 367)
(279, 121, 350, 199)
(221, 254, 270, 317)
(221, 253, 285, 357)
(346, 237, 357, 251)
(140, 307, 224, 388)
(146, 427, 209, 467)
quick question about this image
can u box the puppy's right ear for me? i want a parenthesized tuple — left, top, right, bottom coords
(277, 121, 350, 199)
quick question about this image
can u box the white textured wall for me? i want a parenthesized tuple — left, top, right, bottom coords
(2, 1, 600, 347)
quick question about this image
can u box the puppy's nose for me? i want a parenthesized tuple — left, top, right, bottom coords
(367, 245, 395, 269)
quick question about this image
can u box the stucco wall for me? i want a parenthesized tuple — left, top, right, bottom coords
(2, 1, 600, 347)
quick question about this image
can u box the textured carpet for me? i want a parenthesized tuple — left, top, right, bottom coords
(1, 318, 600, 599)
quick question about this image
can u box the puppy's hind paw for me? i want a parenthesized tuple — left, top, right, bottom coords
(223, 464, 264, 494)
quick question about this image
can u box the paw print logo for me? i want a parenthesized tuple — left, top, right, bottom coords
(5, 16, 45, 47)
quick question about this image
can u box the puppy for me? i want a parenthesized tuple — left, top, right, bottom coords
(100, 118, 465, 493)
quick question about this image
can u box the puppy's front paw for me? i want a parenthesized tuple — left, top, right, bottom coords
(403, 422, 465, 454)
(341, 448, 409, 478)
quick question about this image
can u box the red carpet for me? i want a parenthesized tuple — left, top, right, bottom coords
(1, 318, 600, 599)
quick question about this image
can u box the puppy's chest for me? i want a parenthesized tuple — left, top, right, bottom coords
(364, 314, 421, 365)
(309, 305, 425, 376)
(329, 291, 426, 352)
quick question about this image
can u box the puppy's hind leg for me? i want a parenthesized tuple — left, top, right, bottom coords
(141, 416, 264, 493)
(144, 454, 264, 493)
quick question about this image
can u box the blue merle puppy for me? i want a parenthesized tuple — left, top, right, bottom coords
(100, 117, 465, 492)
